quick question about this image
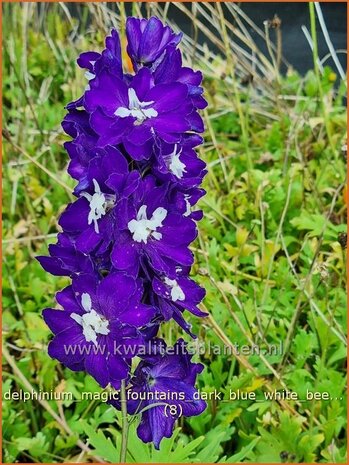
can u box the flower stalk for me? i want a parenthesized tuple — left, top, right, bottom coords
(120, 379, 129, 463)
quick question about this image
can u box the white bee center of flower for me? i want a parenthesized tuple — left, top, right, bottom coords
(84, 71, 95, 91)
(70, 293, 109, 347)
(128, 205, 167, 244)
(164, 277, 185, 302)
(81, 179, 115, 234)
(115, 88, 158, 124)
(183, 194, 191, 217)
(168, 144, 186, 179)
(85, 71, 95, 81)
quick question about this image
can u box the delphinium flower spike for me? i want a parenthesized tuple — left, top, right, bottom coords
(38, 16, 207, 450)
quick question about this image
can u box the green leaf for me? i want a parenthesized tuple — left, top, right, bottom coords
(80, 420, 118, 463)
(222, 437, 260, 463)
(15, 432, 48, 459)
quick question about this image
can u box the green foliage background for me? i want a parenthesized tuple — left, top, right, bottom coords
(2, 2, 347, 463)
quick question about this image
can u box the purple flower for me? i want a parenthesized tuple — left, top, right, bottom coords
(153, 48, 207, 112)
(67, 30, 122, 110)
(126, 17, 182, 72)
(85, 66, 202, 159)
(111, 176, 197, 278)
(109, 339, 206, 449)
(170, 187, 206, 222)
(151, 274, 207, 337)
(37, 232, 95, 277)
(43, 273, 156, 388)
(62, 109, 99, 182)
(58, 147, 139, 254)
(152, 135, 207, 188)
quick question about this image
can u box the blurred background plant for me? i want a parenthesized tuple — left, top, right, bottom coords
(2, 2, 347, 463)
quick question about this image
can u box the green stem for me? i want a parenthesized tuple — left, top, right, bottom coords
(119, 379, 129, 463)
(216, 3, 253, 174)
(309, 2, 337, 158)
